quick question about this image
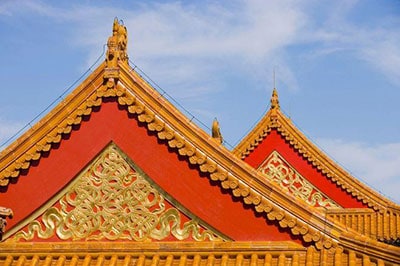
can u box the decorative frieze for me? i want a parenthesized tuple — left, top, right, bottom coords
(258, 151, 340, 208)
(11, 144, 223, 242)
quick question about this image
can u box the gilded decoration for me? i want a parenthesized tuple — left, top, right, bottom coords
(270, 88, 279, 110)
(258, 151, 340, 208)
(11, 144, 223, 242)
(211, 118, 223, 144)
(105, 18, 128, 88)
(106, 18, 128, 68)
(0, 207, 13, 240)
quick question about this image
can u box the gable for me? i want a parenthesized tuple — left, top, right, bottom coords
(0, 19, 399, 265)
(234, 89, 399, 211)
(8, 143, 225, 242)
(258, 150, 340, 208)
(243, 129, 364, 208)
(233, 88, 400, 247)
(1, 98, 296, 242)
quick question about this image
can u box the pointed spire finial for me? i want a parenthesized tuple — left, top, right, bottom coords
(212, 118, 223, 144)
(270, 88, 280, 110)
(273, 68, 276, 89)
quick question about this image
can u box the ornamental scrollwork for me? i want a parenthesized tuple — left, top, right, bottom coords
(258, 151, 340, 208)
(12, 144, 223, 242)
(0, 207, 13, 240)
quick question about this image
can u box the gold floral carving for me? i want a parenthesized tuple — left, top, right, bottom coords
(12, 144, 223, 242)
(258, 151, 340, 208)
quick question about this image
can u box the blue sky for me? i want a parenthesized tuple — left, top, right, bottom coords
(0, 0, 399, 203)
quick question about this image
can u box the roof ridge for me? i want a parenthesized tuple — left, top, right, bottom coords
(233, 90, 400, 212)
(0, 60, 347, 250)
(0, 21, 398, 261)
(0, 50, 397, 259)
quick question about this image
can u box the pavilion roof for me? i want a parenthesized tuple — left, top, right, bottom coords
(0, 18, 399, 264)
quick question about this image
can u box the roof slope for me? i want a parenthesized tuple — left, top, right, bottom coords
(8, 143, 226, 242)
(0, 19, 399, 264)
(234, 89, 400, 212)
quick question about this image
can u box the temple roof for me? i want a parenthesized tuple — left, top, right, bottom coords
(234, 88, 400, 213)
(0, 19, 399, 264)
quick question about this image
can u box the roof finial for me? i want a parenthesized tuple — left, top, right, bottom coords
(212, 118, 223, 144)
(106, 17, 128, 68)
(270, 68, 279, 110)
(273, 68, 276, 89)
(270, 88, 280, 110)
(104, 18, 129, 89)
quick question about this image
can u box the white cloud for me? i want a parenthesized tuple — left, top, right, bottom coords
(107, 1, 306, 93)
(316, 138, 400, 204)
(123, 1, 305, 59)
(302, 1, 400, 86)
(361, 37, 400, 86)
(3, 1, 400, 88)
(1, 0, 307, 94)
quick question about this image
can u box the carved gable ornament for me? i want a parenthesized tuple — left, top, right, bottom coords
(258, 151, 340, 208)
(8, 143, 224, 242)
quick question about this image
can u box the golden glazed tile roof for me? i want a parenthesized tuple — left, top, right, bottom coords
(0, 56, 398, 261)
(0, 20, 399, 263)
(0, 48, 338, 250)
(6, 143, 227, 242)
(234, 89, 400, 213)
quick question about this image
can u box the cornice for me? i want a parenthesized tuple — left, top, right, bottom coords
(339, 232, 400, 263)
(234, 107, 400, 213)
(0, 241, 308, 266)
(0, 241, 305, 253)
(0, 61, 398, 260)
(0, 240, 398, 265)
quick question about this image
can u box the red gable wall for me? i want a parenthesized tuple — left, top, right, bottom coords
(243, 130, 366, 208)
(1, 100, 300, 242)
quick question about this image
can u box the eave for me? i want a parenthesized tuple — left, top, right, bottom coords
(233, 101, 400, 213)
(0, 62, 105, 184)
(0, 241, 306, 265)
(0, 57, 398, 261)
